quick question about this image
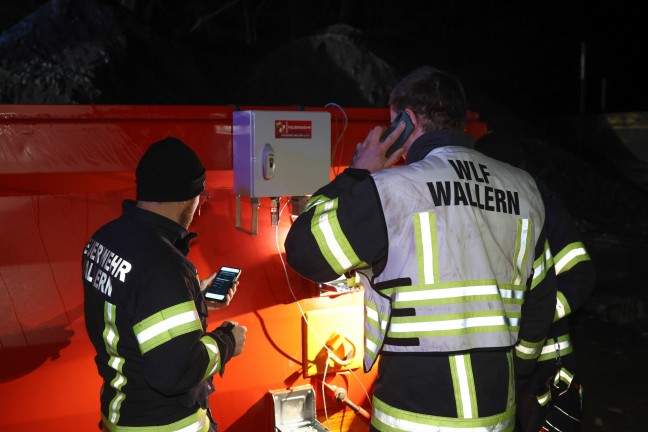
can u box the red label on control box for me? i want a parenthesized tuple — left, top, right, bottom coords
(275, 120, 312, 138)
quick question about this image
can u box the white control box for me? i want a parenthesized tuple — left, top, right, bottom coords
(233, 110, 331, 198)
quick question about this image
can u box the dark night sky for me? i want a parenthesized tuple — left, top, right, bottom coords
(1, 1, 647, 120)
(233, 0, 648, 118)
(376, 1, 647, 118)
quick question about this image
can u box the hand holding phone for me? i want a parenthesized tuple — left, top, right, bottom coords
(204, 266, 241, 302)
(381, 111, 415, 157)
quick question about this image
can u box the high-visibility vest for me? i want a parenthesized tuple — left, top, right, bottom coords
(362, 145, 545, 371)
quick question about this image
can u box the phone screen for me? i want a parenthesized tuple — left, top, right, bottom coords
(204, 266, 241, 302)
(381, 111, 415, 157)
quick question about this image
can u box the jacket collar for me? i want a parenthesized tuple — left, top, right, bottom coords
(122, 200, 196, 256)
(406, 129, 474, 164)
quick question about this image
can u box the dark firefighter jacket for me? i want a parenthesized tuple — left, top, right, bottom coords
(83, 200, 235, 431)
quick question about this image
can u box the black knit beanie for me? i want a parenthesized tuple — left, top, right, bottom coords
(136, 137, 206, 202)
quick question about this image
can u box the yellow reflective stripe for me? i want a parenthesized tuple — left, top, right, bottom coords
(303, 194, 328, 213)
(364, 297, 388, 356)
(538, 334, 573, 361)
(394, 282, 501, 305)
(364, 291, 389, 369)
(388, 279, 522, 339)
(200, 334, 220, 380)
(511, 219, 531, 286)
(554, 290, 570, 322)
(371, 396, 515, 431)
(506, 351, 515, 409)
(104, 302, 127, 426)
(365, 305, 379, 326)
(450, 354, 478, 419)
(102, 408, 209, 432)
(536, 389, 551, 406)
(414, 212, 439, 285)
(393, 280, 525, 305)
(365, 305, 388, 331)
(551, 367, 583, 401)
(515, 338, 545, 360)
(495, 283, 526, 301)
(554, 367, 575, 387)
(554, 241, 590, 274)
(530, 239, 551, 290)
(133, 301, 202, 355)
(365, 336, 378, 355)
(389, 313, 510, 338)
(310, 198, 364, 275)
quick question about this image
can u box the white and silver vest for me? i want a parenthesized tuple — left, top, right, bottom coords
(363, 145, 545, 371)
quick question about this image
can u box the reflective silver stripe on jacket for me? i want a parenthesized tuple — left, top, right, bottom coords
(553, 241, 591, 321)
(133, 301, 202, 355)
(363, 275, 390, 371)
(530, 241, 552, 290)
(102, 408, 209, 431)
(104, 302, 127, 426)
(554, 241, 590, 275)
(538, 334, 573, 361)
(450, 354, 478, 418)
(379, 214, 529, 352)
(309, 196, 366, 275)
(371, 396, 516, 432)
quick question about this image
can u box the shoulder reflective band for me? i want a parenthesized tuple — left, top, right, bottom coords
(303, 194, 329, 213)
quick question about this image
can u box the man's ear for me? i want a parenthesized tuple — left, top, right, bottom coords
(404, 108, 418, 128)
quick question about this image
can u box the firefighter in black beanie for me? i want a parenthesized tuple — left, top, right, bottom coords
(83, 137, 246, 432)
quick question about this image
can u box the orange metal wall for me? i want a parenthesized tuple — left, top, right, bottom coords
(0, 105, 486, 431)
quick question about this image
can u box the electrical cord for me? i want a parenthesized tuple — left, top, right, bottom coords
(325, 102, 349, 177)
(322, 352, 331, 430)
(273, 198, 373, 415)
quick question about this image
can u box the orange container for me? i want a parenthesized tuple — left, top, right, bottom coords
(0, 104, 486, 431)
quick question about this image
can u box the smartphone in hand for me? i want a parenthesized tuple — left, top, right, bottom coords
(381, 111, 415, 157)
(204, 266, 241, 302)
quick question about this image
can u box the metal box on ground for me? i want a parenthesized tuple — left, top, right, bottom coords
(270, 385, 329, 432)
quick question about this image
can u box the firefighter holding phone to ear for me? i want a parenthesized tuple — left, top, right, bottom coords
(285, 66, 557, 432)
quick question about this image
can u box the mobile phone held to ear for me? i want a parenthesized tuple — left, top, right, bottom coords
(381, 111, 415, 157)
(204, 266, 241, 302)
